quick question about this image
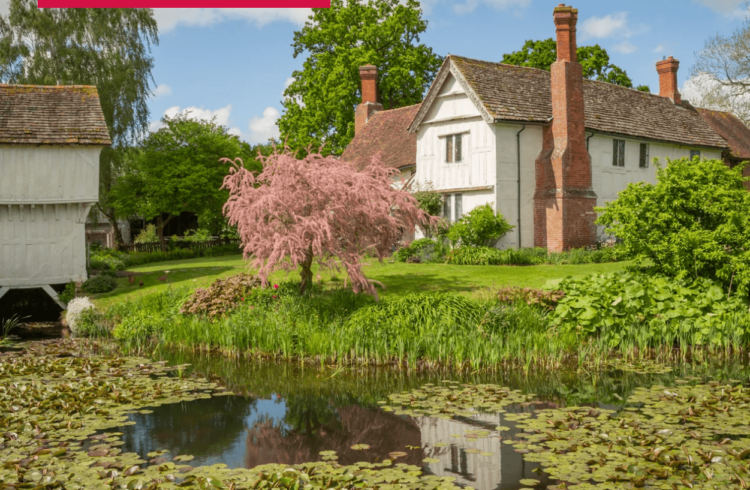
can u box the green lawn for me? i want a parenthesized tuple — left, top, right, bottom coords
(91, 254, 631, 309)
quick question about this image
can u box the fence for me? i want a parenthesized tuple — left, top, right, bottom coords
(120, 238, 242, 253)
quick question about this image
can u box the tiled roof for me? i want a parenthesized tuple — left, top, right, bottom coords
(341, 104, 420, 170)
(444, 56, 729, 149)
(0, 84, 111, 145)
(697, 108, 750, 159)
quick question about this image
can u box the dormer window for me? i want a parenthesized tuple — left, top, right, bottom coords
(446, 134, 462, 163)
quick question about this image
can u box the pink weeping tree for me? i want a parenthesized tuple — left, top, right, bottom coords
(221, 149, 437, 298)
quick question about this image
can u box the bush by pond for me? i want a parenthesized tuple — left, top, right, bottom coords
(547, 271, 750, 348)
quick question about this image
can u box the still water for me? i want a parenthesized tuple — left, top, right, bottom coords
(108, 352, 750, 490)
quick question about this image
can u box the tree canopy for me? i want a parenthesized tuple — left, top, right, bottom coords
(278, 0, 443, 155)
(112, 115, 257, 250)
(501, 39, 650, 92)
(0, 3, 159, 247)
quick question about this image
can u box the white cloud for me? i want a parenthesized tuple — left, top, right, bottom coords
(152, 84, 172, 99)
(150, 104, 242, 135)
(451, 0, 529, 15)
(613, 41, 637, 54)
(653, 44, 666, 53)
(153, 8, 311, 33)
(282, 77, 295, 96)
(247, 107, 281, 144)
(579, 11, 647, 54)
(692, 0, 746, 15)
(580, 12, 629, 40)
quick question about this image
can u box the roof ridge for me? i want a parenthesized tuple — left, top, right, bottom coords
(448, 54, 556, 74)
(0, 83, 98, 90)
(373, 102, 422, 113)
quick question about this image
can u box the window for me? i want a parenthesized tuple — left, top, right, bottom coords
(454, 194, 463, 221)
(639, 143, 650, 168)
(446, 134, 463, 163)
(443, 194, 452, 224)
(690, 150, 701, 160)
(612, 139, 626, 167)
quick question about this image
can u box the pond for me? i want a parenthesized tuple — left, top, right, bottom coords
(100, 350, 750, 490)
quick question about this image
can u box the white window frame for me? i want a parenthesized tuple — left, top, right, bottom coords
(639, 143, 650, 168)
(613, 139, 626, 167)
(442, 133, 464, 163)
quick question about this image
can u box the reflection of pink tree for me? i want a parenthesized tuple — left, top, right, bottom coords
(222, 150, 436, 297)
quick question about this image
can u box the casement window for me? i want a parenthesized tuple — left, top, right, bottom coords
(690, 150, 701, 160)
(612, 139, 626, 167)
(445, 134, 463, 163)
(639, 143, 650, 168)
(443, 194, 452, 224)
(442, 193, 463, 223)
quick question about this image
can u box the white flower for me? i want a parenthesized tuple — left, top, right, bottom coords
(66, 297, 95, 334)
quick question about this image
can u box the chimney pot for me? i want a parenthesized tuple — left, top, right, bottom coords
(656, 56, 681, 104)
(553, 5, 578, 62)
(355, 64, 383, 135)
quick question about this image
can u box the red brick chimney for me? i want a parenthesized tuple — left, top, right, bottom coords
(355, 65, 383, 134)
(656, 56, 681, 104)
(534, 4, 597, 251)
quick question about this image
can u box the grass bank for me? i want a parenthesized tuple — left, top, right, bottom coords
(90, 255, 630, 309)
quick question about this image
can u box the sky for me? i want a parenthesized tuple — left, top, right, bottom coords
(1, 0, 748, 144)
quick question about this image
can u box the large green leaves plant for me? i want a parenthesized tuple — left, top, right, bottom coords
(547, 272, 750, 346)
(597, 157, 750, 296)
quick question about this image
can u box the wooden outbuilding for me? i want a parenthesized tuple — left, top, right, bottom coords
(0, 84, 111, 310)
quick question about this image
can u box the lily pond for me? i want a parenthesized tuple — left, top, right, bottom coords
(3, 341, 750, 490)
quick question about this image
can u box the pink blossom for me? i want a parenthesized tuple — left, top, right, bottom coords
(221, 149, 437, 299)
(273, 284, 279, 290)
(272, 295, 277, 299)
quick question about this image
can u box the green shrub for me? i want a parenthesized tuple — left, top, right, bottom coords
(202, 243, 242, 257)
(82, 275, 117, 294)
(597, 157, 750, 295)
(547, 271, 750, 347)
(497, 287, 564, 310)
(394, 238, 445, 263)
(58, 282, 76, 304)
(445, 246, 505, 265)
(446, 204, 514, 247)
(134, 224, 158, 244)
(75, 309, 112, 338)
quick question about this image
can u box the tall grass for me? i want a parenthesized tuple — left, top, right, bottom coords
(88, 280, 750, 371)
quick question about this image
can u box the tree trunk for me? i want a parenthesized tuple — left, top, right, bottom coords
(98, 204, 125, 251)
(299, 246, 314, 294)
(156, 214, 170, 252)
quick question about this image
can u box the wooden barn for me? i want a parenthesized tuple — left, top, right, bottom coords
(0, 84, 111, 316)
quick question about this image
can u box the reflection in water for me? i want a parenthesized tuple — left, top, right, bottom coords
(114, 350, 750, 490)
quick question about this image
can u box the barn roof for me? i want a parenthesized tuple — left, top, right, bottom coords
(341, 103, 420, 170)
(0, 84, 111, 146)
(409, 56, 729, 150)
(696, 108, 750, 159)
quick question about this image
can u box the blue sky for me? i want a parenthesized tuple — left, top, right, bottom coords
(3, 1, 745, 143)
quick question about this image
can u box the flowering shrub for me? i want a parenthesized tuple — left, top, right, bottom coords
(180, 273, 261, 319)
(65, 297, 95, 334)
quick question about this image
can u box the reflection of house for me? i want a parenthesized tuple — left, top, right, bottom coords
(418, 414, 502, 490)
(244, 405, 423, 468)
(0, 84, 111, 312)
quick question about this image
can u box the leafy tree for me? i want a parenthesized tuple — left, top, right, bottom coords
(690, 13, 750, 124)
(502, 39, 650, 92)
(0, 2, 159, 248)
(113, 114, 257, 251)
(222, 151, 437, 296)
(597, 157, 750, 296)
(278, 0, 442, 155)
(446, 204, 514, 248)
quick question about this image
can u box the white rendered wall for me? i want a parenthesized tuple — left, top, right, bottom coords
(0, 145, 101, 286)
(589, 135, 721, 237)
(0, 204, 91, 286)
